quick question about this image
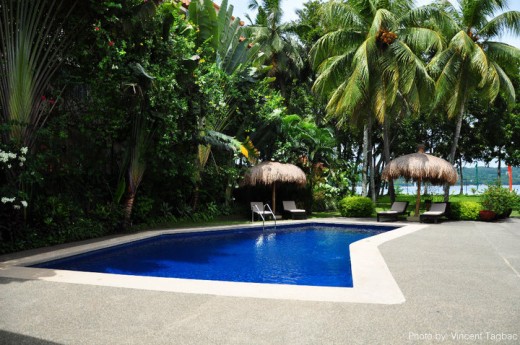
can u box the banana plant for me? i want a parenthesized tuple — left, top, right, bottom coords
(188, 0, 260, 75)
(185, 0, 261, 209)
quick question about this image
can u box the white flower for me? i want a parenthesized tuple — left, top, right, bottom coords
(19, 162, 24, 167)
(2, 197, 15, 203)
(19, 156, 26, 162)
(20, 147, 28, 154)
(13, 205, 20, 210)
(7, 164, 11, 169)
(21, 200, 28, 208)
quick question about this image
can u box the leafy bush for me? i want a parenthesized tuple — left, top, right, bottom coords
(450, 201, 482, 220)
(312, 190, 337, 212)
(338, 196, 374, 217)
(481, 185, 518, 216)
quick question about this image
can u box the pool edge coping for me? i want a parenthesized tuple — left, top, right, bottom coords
(0, 219, 428, 304)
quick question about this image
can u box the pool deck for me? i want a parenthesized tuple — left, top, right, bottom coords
(1, 218, 519, 344)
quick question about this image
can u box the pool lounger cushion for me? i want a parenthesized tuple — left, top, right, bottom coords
(282, 201, 307, 220)
(377, 201, 409, 222)
(420, 203, 447, 224)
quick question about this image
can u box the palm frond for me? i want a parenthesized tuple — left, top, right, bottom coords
(479, 10, 520, 39)
(369, 9, 397, 37)
(483, 41, 520, 74)
(399, 27, 444, 55)
(312, 54, 353, 98)
(310, 30, 361, 69)
(489, 61, 515, 104)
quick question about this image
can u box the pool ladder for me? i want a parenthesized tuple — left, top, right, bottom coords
(252, 203, 277, 231)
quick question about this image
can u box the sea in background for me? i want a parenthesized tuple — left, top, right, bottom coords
(355, 184, 520, 196)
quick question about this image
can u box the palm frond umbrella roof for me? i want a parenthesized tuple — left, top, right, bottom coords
(382, 152, 458, 185)
(381, 146, 458, 216)
(242, 161, 307, 187)
(242, 161, 307, 214)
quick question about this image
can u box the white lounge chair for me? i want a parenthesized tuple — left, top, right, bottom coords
(377, 201, 409, 222)
(420, 202, 447, 223)
(282, 201, 307, 220)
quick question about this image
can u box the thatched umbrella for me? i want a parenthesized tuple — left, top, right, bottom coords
(381, 145, 458, 216)
(242, 161, 307, 214)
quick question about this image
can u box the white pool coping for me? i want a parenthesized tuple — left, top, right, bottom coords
(0, 219, 427, 304)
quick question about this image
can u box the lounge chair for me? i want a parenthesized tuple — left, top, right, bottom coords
(377, 201, 410, 222)
(282, 201, 307, 220)
(251, 202, 275, 222)
(420, 202, 447, 224)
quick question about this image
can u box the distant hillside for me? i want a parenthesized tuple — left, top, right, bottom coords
(460, 166, 520, 185)
(394, 166, 520, 186)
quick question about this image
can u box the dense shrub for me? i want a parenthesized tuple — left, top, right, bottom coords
(450, 201, 482, 220)
(481, 185, 518, 216)
(312, 190, 337, 212)
(338, 196, 374, 217)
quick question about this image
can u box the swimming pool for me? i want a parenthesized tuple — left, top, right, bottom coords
(32, 223, 396, 288)
(1, 220, 427, 303)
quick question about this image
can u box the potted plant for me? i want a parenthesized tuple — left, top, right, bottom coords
(480, 184, 518, 221)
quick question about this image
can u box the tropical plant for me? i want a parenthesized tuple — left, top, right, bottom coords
(310, 0, 440, 202)
(480, 184, 518, 216)
(186, 0, 262, 209)
(246, 0, 304, 98)
(187, 0, 260, 74)
(0, 0, 76, 148)
(426, 0, 520, 199)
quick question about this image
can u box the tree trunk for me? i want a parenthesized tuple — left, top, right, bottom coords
(459, 158, 464, 195)
(383, 116, 395, 202)
(415, 178, 422, 217)
(123, 191, 135, 229)
(352, 144, 363, 195)
(361, 124, 369, 197)
(192, 184, 200, 211)
(497, 147, 502, 183)
(368, 118, 376, 203)
(444, 104, 465, 201)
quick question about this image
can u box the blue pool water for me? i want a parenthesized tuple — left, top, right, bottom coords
(33, 223, 396, 287)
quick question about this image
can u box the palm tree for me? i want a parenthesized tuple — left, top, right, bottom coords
(426, 0, 520, 200)
(310, 0, 440, 201)
(246, 0, 304, 98)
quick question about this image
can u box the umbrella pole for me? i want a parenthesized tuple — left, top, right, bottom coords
(272, 182, 276, 215)
(415, 178, 421, 217)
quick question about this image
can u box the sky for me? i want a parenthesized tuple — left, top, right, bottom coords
(220, 0, 520, 48)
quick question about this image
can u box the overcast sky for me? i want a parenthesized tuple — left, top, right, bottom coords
(220, 0, 520, 48)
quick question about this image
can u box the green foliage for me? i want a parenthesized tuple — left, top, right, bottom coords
(481, 184, 518, 215)
(450, 201, 482, 220)
(338, 196, 375, 217)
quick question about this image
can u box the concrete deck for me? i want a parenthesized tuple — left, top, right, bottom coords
(1, 219, 519, 344)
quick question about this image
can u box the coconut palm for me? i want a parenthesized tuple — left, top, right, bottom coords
(310, 0, 441, 201)
(426, 0, 520, 199)
(246, 0, 304, 98)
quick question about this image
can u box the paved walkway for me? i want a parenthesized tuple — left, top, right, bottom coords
(1, 219, 519, 344)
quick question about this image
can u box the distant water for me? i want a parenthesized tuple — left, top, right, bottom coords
(355, 184, 520, 196)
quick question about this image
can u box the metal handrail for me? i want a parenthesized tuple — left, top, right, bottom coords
(252, 204, 265, 230)
(252, 204, 277, 231)
(263, 203, 277, 230)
